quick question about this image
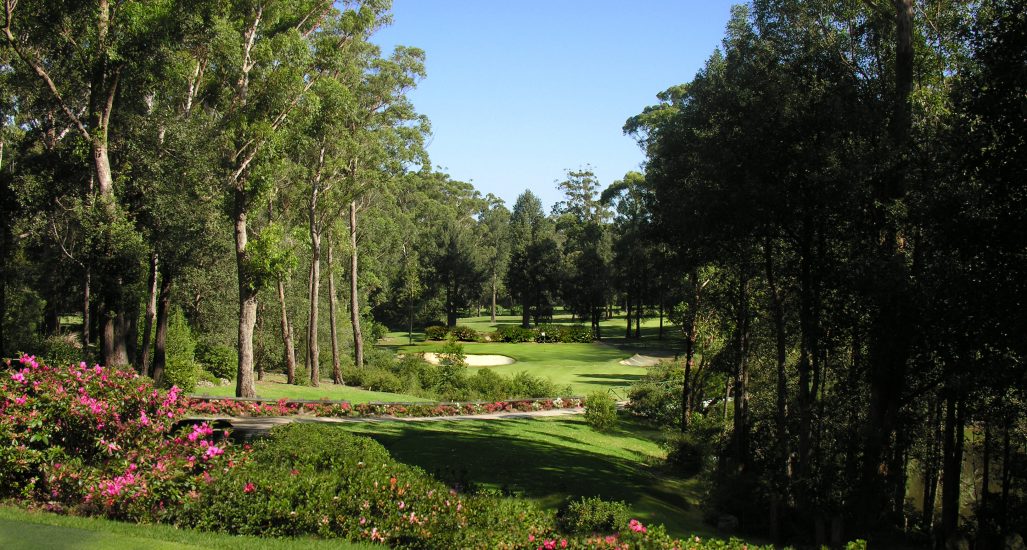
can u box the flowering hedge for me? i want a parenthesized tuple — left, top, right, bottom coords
(0, 355, 239, 521)
(182, 396, 584, 419)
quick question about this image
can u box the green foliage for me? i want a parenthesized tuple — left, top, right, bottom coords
(37, 336, 81, 367)
(242, 223, 297, 293)
(508, 371, 562, 399)
(494, 324, 535, 343)
(627, 361, 683, 428)
(584, 391, 618, 432)
(162, 308, 199, 392)
(465, 368, 511, 401)
(195, 343, 235, 380)
(424, 325, 449, 340)
(664, 432, 706, 477)
(450, 325, 478, 342)
(534, 324, 593, 343)
(557, 496, 630, 535)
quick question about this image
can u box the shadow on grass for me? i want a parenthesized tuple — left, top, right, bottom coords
(343, 420, 698, 533)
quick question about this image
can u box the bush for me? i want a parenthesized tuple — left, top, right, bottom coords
(534, 324, 560, 343)
(585, 391, 618, 432)
(466, 368, 511, 401)
(665, 432, 706, 477)
(558, 496, 631, 535)
(359, 368, 405, 394)
(161, 308, 199, 392)
(195, 342, 235, 380)
(38, 334, 81, 366)
(494, 324, 534, 343)
(561, 324, 594, 343)
(451, 325, 478, 342)
(626, 361, 683, 427)
(424, 325, 449, 340)
(508, 370, 559, 398)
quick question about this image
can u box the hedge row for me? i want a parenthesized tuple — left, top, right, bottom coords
(183, 396, 583, 419)
(425, 324, 593, 343)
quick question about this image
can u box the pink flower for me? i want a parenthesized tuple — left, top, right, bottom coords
(13, 395, 27, 405)
(561, 540, 568, 548)
(397, 501, 405, 510)
(11, 371, 26, 384)
(629, 519, 647, 533)
(243, 482, 255, 493)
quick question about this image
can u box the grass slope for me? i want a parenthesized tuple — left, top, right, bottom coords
(0, 506, 373, 550)
(334, 415, 715, 540)
(190, 373, 430, 403)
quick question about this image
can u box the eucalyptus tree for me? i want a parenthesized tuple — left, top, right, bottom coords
(555, 168, 610, 337)
(1, 0, 178, 366)
(478, 194, 511, 323)
(506, 190, 562, 328)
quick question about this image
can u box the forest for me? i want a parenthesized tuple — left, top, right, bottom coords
(1, 0, 1025, 548)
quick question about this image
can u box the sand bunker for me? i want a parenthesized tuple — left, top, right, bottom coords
(619, 354, 668, 367)
(422, 353, 516, 367)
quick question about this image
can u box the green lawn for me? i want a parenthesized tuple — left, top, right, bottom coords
(333, 415, 717, 540)
(0, 506, 373, 550)
(394, 340, 645, 397)
(190, 373, 430, 403)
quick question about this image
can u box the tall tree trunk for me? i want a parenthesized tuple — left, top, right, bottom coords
(941, 390, 965, 543)
(327, 237, 342, 384)
(634, 296, 641, 338)
(278, 280, 297, 384)
(308, 228, 321, 387)
(625, 295, 632, 338)
(234, 188, 257, 398)
(1000, 418, 1011, 534)
(732, 270, 751, 472)
(490, 271, 498, 324)
(922, 398, 942, 534)
(521, 296, 531, 328)
(139, 253, 158, 375)
(151, 275, 172, 385)
(681, 270, 700, 432)
(82, 268, 91, 353)
(349, 201, 364, 369)
(764, 238, 790, 541)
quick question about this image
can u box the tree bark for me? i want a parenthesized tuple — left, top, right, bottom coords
(490, 271, 498, 324)
(138, 253, 158, 376)
(307, 223, 321, 387)
(277, 279, 297, 384)
(151, 275, 172, 385)
(234, 188, 257, 398)
(82, 268, 91, 353)
(941, 390, 965, 542)
(349, 201, 364, 369)
(327, 237, 342, 384)
(731, 270, 751, 472)
(681, 270, 700, 432)
(624, 295, 632, 338)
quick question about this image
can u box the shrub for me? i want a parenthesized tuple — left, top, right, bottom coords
(534, 324, 560, 343)
(0, 355, 234, 521)
(585, 391, 618, 431)
(665, 432, 706, 477)
(424, 325, 449, 340)
(451, 325, 478, 342)
(494, 324, 534, 343)
(38, 334, 81, 366)
(626, 361, 683, 427)
(561, 324, 594, 343)
(508, 371, 559, 398)
(360, 368, 404, 394)
(161, 308, 199, 392)
(466, 368, 511, 401)
(195, 342, 235, 380)
(558, 496, 631, 534)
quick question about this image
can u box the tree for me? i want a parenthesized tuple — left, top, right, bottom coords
(506, 191, 561, 327)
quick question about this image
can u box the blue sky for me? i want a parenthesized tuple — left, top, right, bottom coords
(372, 1, 738, 210)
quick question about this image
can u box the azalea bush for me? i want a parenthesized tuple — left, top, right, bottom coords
(0, 355, 239, 521)
(181, 396, 583, 419)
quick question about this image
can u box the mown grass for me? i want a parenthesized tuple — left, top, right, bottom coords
(333, 415, 716, 540)
(190, 373, 430, 403)
(393, 340, 644, 397)
(0, 506, 374, 550)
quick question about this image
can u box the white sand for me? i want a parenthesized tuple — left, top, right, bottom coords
(422, 352, 516, 366)
(618, 354, 668, 367)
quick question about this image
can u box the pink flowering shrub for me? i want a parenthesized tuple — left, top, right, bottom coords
(0, 355, 238, 520)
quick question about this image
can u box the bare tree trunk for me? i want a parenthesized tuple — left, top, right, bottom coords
(138, 253, 158, 375)
(681, 271, 699, 432)
(328, 237, 342, 384)
(151, 275, 172, 385)
(307, 230, 321, 387)
(490, 271, 498, 324)
(82, 268, 91, 353)
(624, 294, 632, 338)
(349, 201, 364, 369)
(234, 188, 257, 398)
(922, 398, 942, 535)
(278, 280, 297, 384)
(941, 390, 965, 543)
